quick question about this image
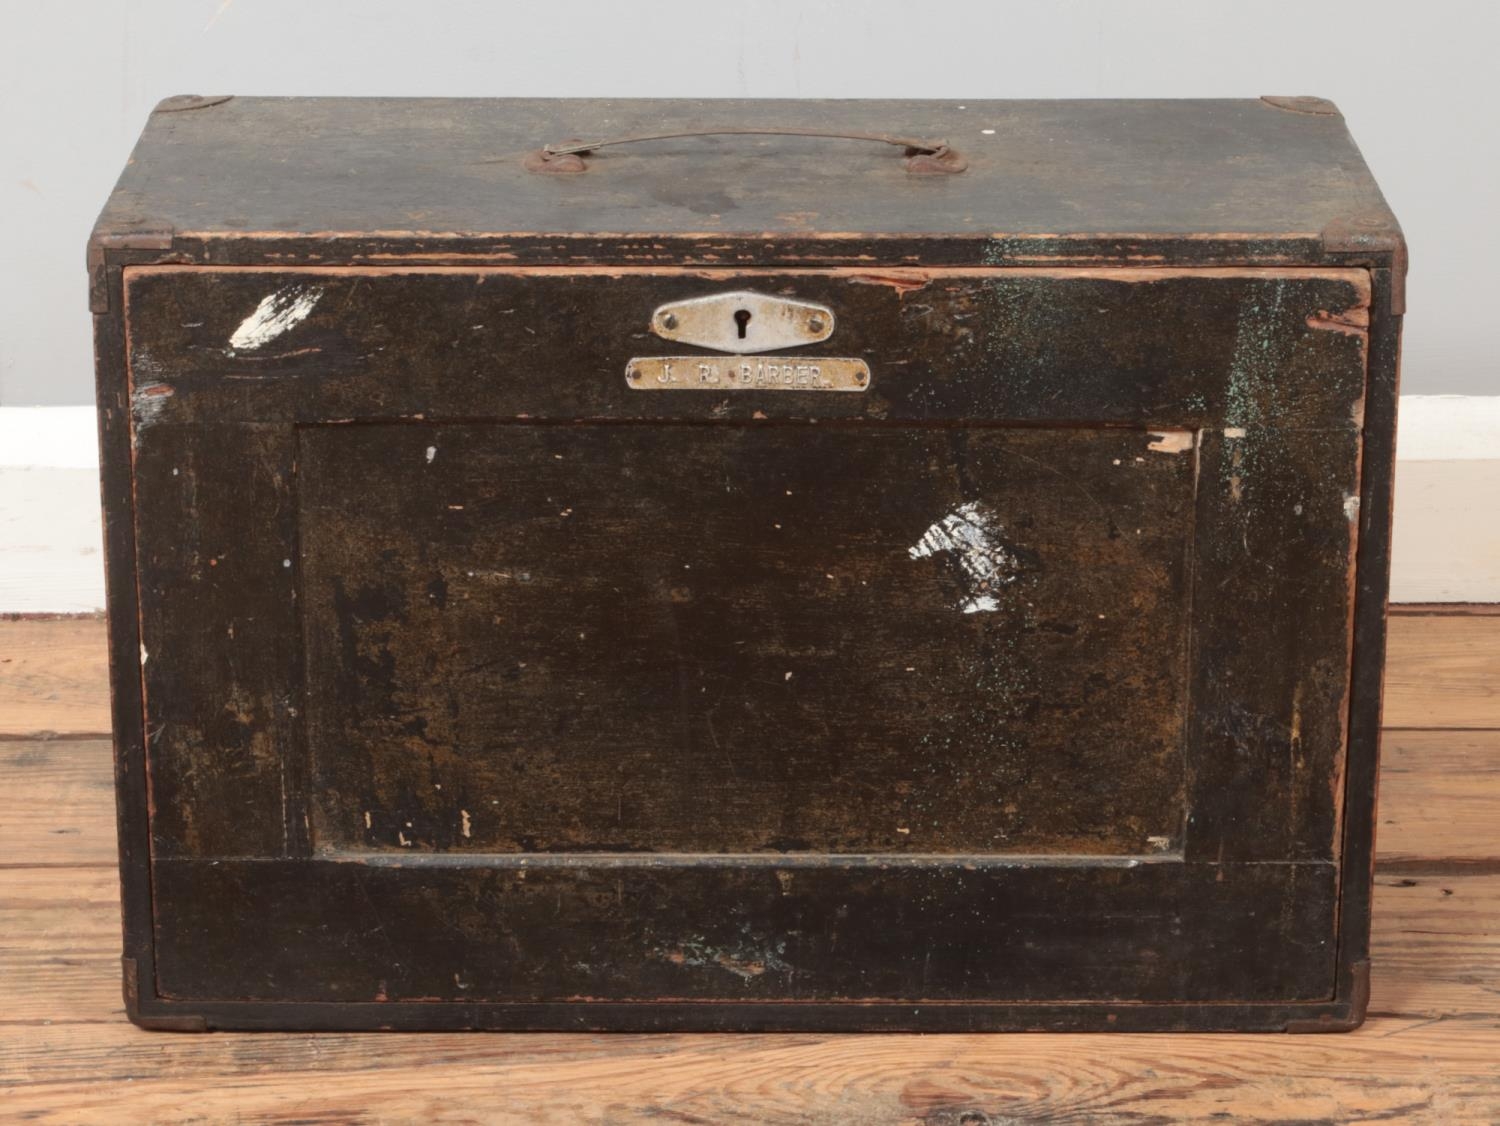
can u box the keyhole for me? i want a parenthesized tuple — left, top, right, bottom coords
(734, 308, 752, 339)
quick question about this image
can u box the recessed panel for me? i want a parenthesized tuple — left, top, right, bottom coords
(299, 423, 1197, 856)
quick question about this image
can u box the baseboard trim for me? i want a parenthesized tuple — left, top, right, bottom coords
(3, 398, 1497, 611)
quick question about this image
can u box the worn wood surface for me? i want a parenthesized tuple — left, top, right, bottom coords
(0, 617, 110, 737)
(66, 93, 1411, 1038)
(0, 738, 116, 866)
(1384, 612, 1500, 729)
(150, 858, 1337, 1008)
(299, 424, 1197, 857)
(94, 97, 1397, 262)
(110, 264, 1372, 1024)
(10, 728, 1488, 879)
(17, 609, 1494, 742)
(122, 266, 1371, 428)
(0, 613, 1496, 1121)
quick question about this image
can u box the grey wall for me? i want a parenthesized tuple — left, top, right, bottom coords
(4, 0, 1495, 404)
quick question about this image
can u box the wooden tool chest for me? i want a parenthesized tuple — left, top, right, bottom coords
(90, 96, 1404, 1032)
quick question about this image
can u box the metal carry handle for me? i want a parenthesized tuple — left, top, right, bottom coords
(523, 128, 967, 175)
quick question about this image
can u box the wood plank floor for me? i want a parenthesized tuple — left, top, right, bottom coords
(1, 610, 1497, 1123)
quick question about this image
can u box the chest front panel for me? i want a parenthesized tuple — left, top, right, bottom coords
(122, 265, 1368, 1010)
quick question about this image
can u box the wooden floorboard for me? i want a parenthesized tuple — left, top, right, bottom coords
(2, 1018, 1498, 1124)
(0, 739, 117, 868)
(0, 617, 111, 737)
(1384, 613, 1500, 729)
(0, 615, 1496, 1122)
(1378, 730, 1500, 871)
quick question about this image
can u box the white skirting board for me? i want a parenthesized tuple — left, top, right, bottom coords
(2, 400, 1497, 612)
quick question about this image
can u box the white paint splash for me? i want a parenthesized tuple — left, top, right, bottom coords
(1343, 493, 1361, 521)
(130, 382, 175, 429)
(1147, 431, 1195, 455)
(908, 501, 1019, 614)
(228, 285, 323, 352)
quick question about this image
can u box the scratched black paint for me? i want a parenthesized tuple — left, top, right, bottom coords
(299, 424, 1196, 857)
(91, 97, 1403, 1031)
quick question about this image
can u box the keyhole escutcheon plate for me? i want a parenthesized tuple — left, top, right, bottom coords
(650, 291, 836, 354)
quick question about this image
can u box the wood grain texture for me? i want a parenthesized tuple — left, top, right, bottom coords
(96, 98, 1397, 252)
(3, 1019, 1498, 1124)
(122, 267, 1371, 429)
(110, 262, 1375, 1025)
(1378, 730, 1500, 868)
(148, 858, 1338, 1007)
(1, 606, 1497, 1121)
(0, 739, 117, 867)
(299, 423, 1198, 857)
(0, 618, 110, 737)
(1384, 614, 1500, 728)
(0, 866, 122, 1026)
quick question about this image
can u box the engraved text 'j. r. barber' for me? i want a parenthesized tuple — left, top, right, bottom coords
(626, 356, 870, 392)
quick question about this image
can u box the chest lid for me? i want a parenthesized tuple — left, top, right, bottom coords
(91, 96, 1402, 286)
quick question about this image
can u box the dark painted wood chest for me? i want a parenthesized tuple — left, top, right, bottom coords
(90, 96, 1404, 1032)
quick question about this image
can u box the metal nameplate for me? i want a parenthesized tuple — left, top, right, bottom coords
(626, 356, 870, 392)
